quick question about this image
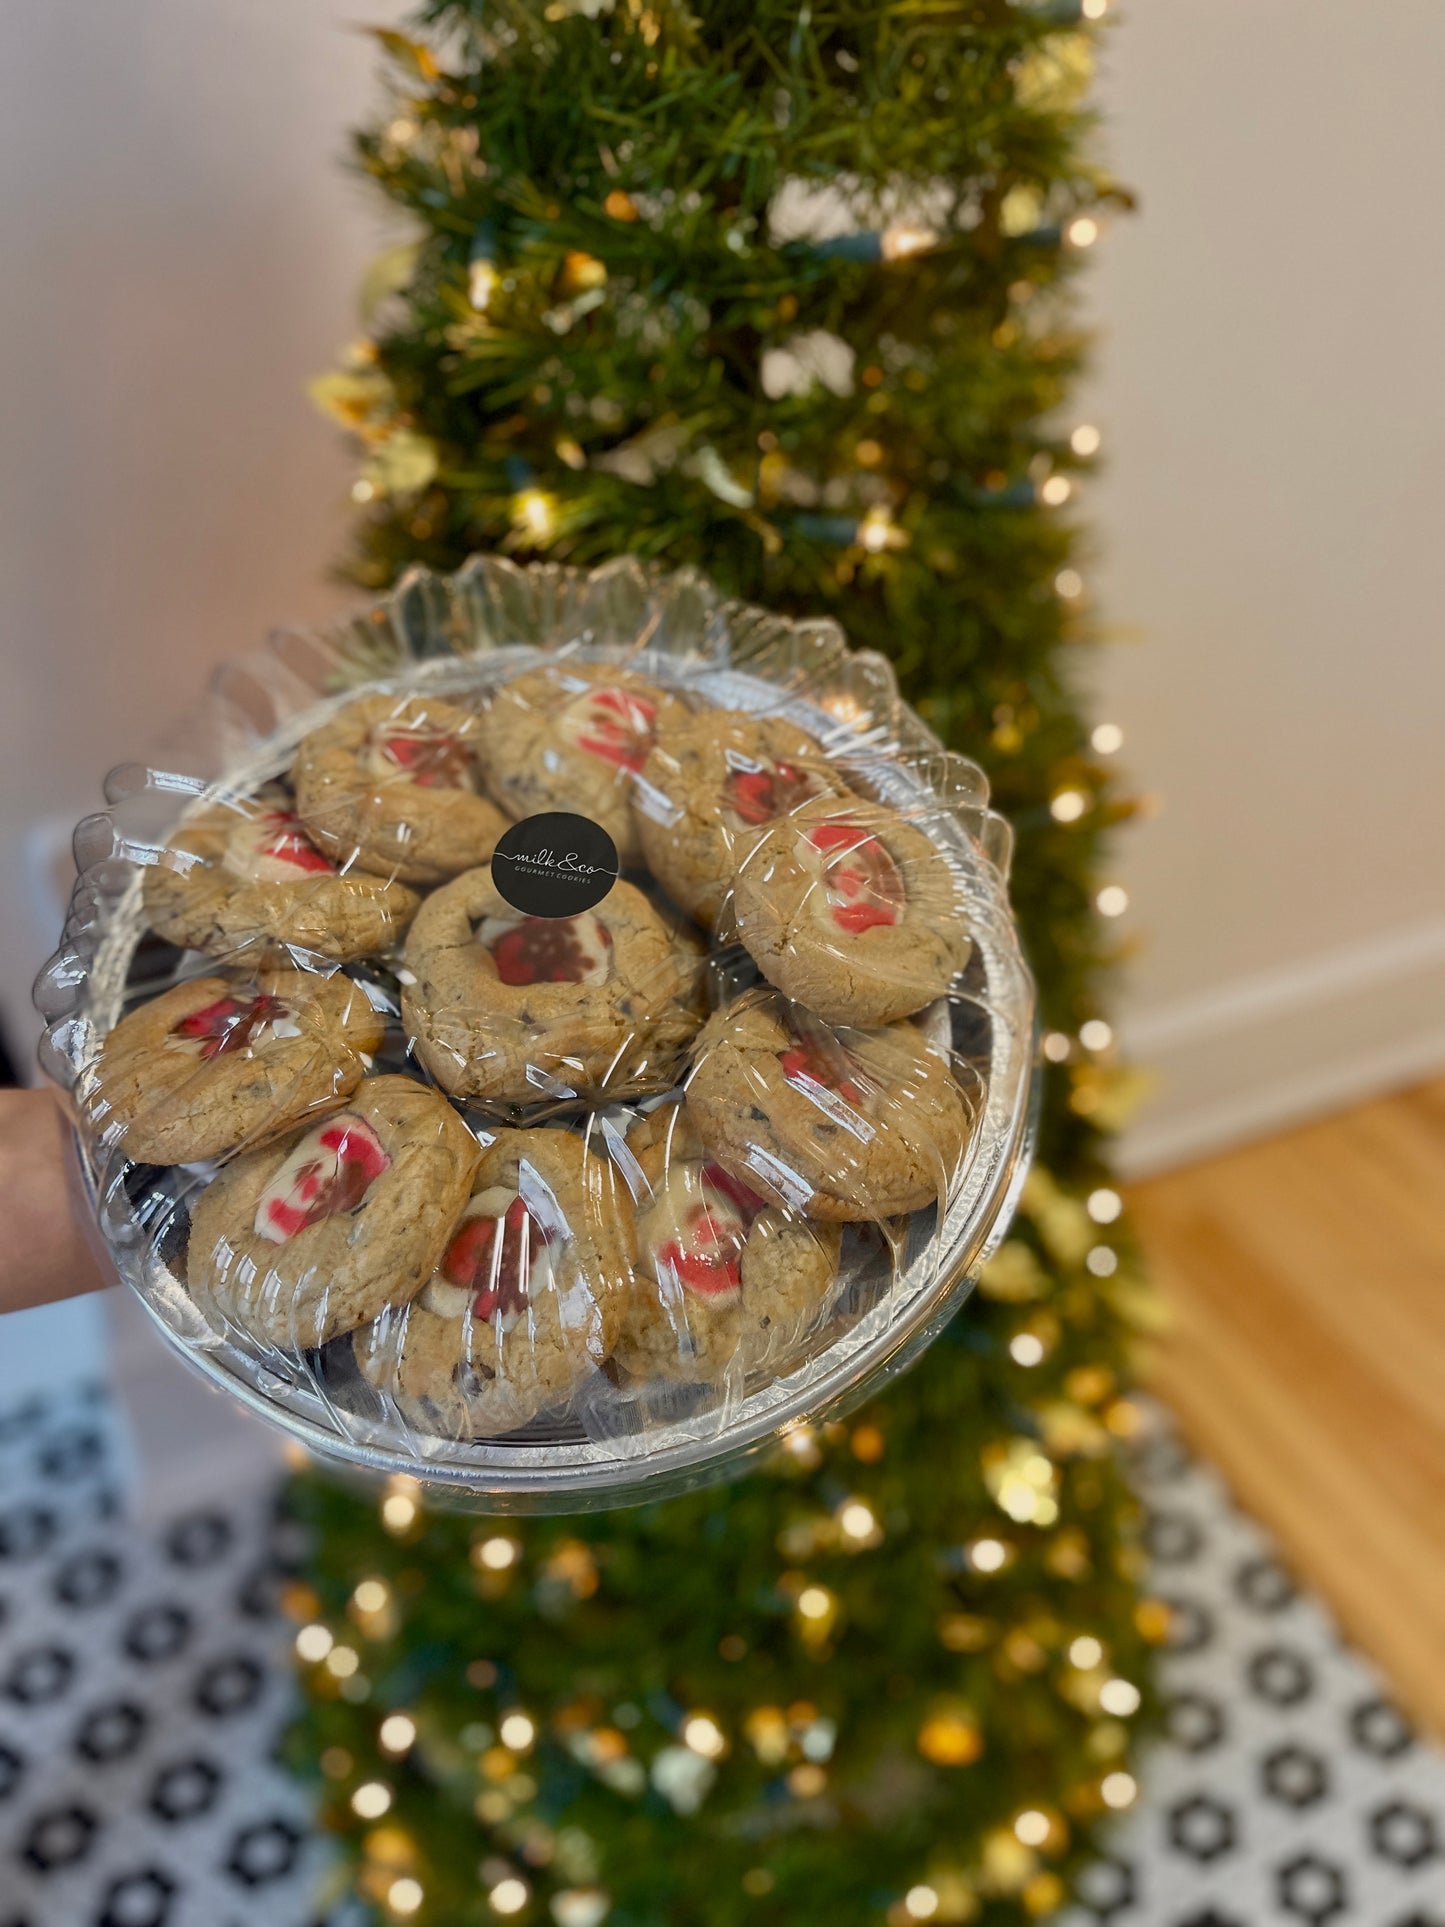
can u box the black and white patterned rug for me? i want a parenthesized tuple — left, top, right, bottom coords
(0, 1383, 335, 1927)
(1, 1384, 1442, 1926)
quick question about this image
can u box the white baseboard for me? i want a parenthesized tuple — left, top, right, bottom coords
(1115, 917, 1445, 1177)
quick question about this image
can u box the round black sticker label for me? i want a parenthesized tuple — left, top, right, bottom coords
(490, 812, 620, 918)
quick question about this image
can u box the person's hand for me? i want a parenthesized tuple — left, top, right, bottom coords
(0, 1088, 111, 1314)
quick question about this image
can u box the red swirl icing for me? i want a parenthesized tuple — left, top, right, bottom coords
(259, 1116, 391, 1243)
(170, 993, 287, 1060)
(779, 1040, 865, 1108)
(808, 822, 904, 935)
(568, 686, 657, 773)
(489, 915, 612, 986)
(442, 1195, 553, 1321)
(654, 1164, 766, 1300)
(379, 728, 471, 789)
(723, 759, 819, 828)
(253, 811, 334, 874)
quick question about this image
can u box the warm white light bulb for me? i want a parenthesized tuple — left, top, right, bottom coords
(839, 1500, 878, 1541)
(500, 1712, 535, 1751)
(1087, 1188, 1122, 1224)
(478, 1536, 520, 1571)
(683, 1714, 727, 1759)
(469, 258, 498, 311)
(1100, 1678, 1142, 1717)
(379, 1714, 416, 1755)
(295, 1624, 334, 1664)
(882, 224, 938, 262)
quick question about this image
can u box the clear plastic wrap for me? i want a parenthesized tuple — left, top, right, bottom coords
(36, 557, 1037, 1511)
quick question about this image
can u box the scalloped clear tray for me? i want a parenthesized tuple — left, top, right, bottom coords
(36, 557, 1036, 1512)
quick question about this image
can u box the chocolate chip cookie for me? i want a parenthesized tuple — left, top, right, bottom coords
(684, 991, 972, 1221)
(354, 1126, 634, 1438)
(143, 788, 419, 962)
(632, 709, 849, 927)
(84, 965, 386, 1166)
(732, 795, 972, 1024)
(402, 869, 700, 1108)
(475, 664, 688, 867)
(612, 1103, 840, 1385)
(292, 692, 509, 884)
(188, 1074, 479, 1349)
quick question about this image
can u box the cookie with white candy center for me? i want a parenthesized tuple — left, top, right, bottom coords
(83, 965, 386, 1166)
(292, 692, 509, 884)
(143, 788, 420, 963)
(187, 1074, 479, 1350)
(612, 1104, 840, 1386)
(355, 1126, 634, 1438)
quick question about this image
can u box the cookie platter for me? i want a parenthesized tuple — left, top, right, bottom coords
(37, 558, 1036, 1511)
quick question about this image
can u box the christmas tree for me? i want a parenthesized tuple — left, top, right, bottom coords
(289, 5, 1160, 1921)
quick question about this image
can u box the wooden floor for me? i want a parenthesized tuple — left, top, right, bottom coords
(1130, 1074, 1445, 1739)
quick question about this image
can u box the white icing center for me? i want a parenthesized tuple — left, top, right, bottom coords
(221, 810, 334, 884)
(420, 1184, 554, 1331)
(639, 1164, 748, 1300)
(362, 720, 476, 790)
(253, 1112, 390, 1246)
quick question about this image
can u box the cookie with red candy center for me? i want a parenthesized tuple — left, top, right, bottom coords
(292, 692, 508, 884)
(477, 911, 614, 988)
(402, 868, 698, 1110)
(732, 795, 971, 1025)
(142, 787, 420, 964)
(632, 708, 850, 928)
(355, 1127, 634, 1439)
(83, 966, 386, 1167)
(476, 665, 688, 868)
(684, 990, 972, 1222)
(188, 1074, 479, 1350)
(611, 1104, 840, 1384)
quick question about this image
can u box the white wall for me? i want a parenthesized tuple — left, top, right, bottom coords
(0, 0, 403, 1053)
(1090, 2, 1445, 1172)
(1, 2, 1440, 1170)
